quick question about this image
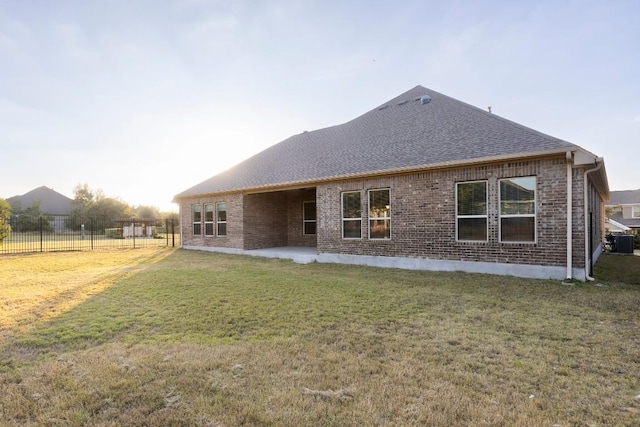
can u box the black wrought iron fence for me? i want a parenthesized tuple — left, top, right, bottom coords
(0, 215, 177, 255)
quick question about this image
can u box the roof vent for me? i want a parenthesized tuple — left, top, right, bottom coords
(420, 95, 432, 105)
(397, 99, 408, 106)
(378, 105, 389, 111)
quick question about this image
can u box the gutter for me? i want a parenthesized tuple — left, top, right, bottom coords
(583, 158, 604, 281)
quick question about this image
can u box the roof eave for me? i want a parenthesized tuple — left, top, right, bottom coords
(173, 148, 575, 200)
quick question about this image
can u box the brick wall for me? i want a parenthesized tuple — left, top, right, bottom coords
(179, 193, 244, 250)
(317, 157, 580, 268)
(571, 167, 585, 268)
(180, 190, 318, 250)
(286, 189, 317, 248)
(178, 155, 604, 271)
(243, 192, 288, 249)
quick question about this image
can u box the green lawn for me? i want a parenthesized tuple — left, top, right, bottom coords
(1, 248, 639, 426)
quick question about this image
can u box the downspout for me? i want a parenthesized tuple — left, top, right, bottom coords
(583, 158, 604, 281)
(566, 151, 573, 280)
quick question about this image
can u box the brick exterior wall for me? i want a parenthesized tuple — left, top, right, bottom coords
(317, 157, 583, 268)
(571, 167, 585, 269)
(586, 174, 605, 263)
(179, 156, 606, 271)
(179, 193, 244, 250)
(286, 189, 317, 248)
(243, 192, 288, 249)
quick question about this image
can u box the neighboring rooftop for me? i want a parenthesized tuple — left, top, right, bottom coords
(176, 85, 588, 199)
(6, 186, 73, 215)
(608, 212, 640, 229)
(607, 189, 640, 205)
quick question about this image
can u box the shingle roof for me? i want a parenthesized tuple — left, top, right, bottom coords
(608, 212, 640, 229)
(607, 189, 640, 205)
(175, 85, 579, 199)
(7, 186, 73, 215)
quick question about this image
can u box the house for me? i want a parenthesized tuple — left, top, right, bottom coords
(174, 85, 609, 281)
(7, 186, 73, 232)
(606, 189, 640, 234)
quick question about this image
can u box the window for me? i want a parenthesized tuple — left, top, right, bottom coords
(633, 206, 640, 218)
(204, 204, 214, 236)
(342, 191, 361, 239)
(216, 202, 227, 236)
(456, 181, 487, 241)
(369, 189, 390, 239)
(303, 201, 317, 235)
(499, 177, 536, 242)
(192, 204, 202, 235)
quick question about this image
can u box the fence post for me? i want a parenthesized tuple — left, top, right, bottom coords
(39, 216, 43, 252)
(91, 217, 94, 250)
(132, 218, 136, 249)
(171, 218, 175, 247)
(165, 218, 169, 247)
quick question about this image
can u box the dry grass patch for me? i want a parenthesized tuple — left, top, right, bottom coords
(1, 249, 639, 426)
(0, 248, 173, 343)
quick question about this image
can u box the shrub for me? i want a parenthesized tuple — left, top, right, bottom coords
(105, 228, 124, 239)
(0, 217, 10, 243)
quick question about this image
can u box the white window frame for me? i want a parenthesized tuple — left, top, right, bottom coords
(368, 188, 391, 240)
(204, 203, 214, 236)
(455, 181, 488, 242)
(499, 176, 537, 243)
(303, 201, 317, 235)
(192, 204, 202, 236)
(216, 202, 227, 236)
(633, 206, 640, 218)
(341, 191, 362, 239)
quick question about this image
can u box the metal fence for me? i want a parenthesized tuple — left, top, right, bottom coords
(0, 215, 178, 255)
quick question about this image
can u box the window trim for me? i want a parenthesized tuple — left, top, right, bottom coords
(216, 202, 227, 236)
(499, 176, 537, 243)
(341, 190, 362, 239)
(192, 204, 202, 236)
(632, 206, 640, 218)
(368, 188, 391, 240)
(204, 203, 214, 236)
(455, 180, 488, 242)
(302, 201, 317, 236)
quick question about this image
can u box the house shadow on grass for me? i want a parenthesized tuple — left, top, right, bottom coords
(594, 252, 640, 286)
(0, 248, 178, 367)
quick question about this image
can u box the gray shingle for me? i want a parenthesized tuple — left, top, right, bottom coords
(7, 186, 73, 215)
(608, 212, 640, 229)
(175, 85, 578, 198)
(607, 189, 640, 205)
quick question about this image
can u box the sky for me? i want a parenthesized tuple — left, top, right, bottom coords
(1, 0, 638, 212)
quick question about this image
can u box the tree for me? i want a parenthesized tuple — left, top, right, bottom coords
(0, 198, 11, 243)
(605, 204, 621, 219)
(89, 197, 132, 220)
(72, 183, 95, 210)
(162, 211, 179, 224)
(135, 205, 160, 219)
(11, 201, 51, 232)
(67, 183, 131, 231)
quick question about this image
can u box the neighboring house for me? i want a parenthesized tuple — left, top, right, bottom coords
(606, 189, 640, 234)
(7, 186, 73, 232)
(174, 85, 609, 281)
